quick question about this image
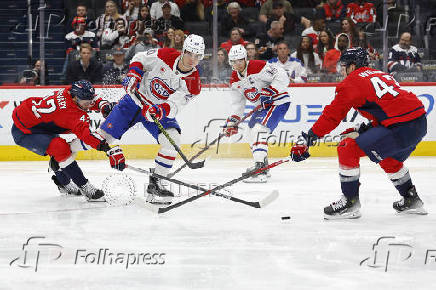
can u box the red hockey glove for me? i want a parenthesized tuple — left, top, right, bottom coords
(106, 146, 126, 171)
(223, 115, 241, 137)
(290, 144, 310, 162)
(141, 103, 170, 122)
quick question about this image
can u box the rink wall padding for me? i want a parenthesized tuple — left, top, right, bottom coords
(0, 84, 435, 161)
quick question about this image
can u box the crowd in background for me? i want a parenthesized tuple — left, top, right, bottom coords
(15, 0, 430, 85)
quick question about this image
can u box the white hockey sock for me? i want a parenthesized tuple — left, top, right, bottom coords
(249, 123, 269, 163)
(154, 129, 179, 176)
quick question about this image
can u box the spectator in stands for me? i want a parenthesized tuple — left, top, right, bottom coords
(150, 0, 181, 21)
(153, 1, 184, 35)
(316, 29, 335, 60)
(301, 16, 326, 49)
(123, 0, 140, 22)
(65, 43, 103, 84)
(266, 1, 300, 35)
(256, 21, 285, 60)
(95, 0, 127, 43)
(207, 47, 233, 83)
(18, 59, 49, 85)
(162, 28, 175, 48)
(339, 17, 359, 46)
(173, 29, 185, 51)
(323, 33, 350, 73)
(376, 0, 405, 34)
(346, 0, 376, 24)
(245, 42, 259, 60)
(102, 46, 129, 84)
(125, 28, 160, 62)
(220, 2, 249, 37)
(67, 3, 95, 33)
(388, 32, 422, 73)
(65, 17, 97, 53)
(129, 4, 153, 37)
(268, 41, 307, 83)
(291, 36, 322, 74)
(319, 0, 345, 22)
(259, 0, 294, 23)
(358, 28, 379, 61)
(180, 0, 204, 22)
(220, 27, 249, 52)
(101, 17, 131, 49)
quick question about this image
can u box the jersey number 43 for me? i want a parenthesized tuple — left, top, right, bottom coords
(370, 75, 400, 99)
(31, 96, 56, 118)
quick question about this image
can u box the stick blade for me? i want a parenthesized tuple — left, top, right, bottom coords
(258, 190, 279, 208)
(188, 159, 206, 169)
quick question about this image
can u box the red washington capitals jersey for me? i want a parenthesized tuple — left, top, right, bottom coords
(312, 67, 426, 137)
(12, 89, 105, 149)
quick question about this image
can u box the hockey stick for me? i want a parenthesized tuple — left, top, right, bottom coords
(151, 115, 205, 169)
(126, 164, 278, 210)
(168, 104, 263, 178)
(152, 156, 290, 214)
(132, 91, 204, 169)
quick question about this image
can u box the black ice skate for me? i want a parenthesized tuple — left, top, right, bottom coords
(80, 181, 106, 202)
(393, 186, 427, 215)
(243, 161, 268, 183)
(51, 175, 81, 196)
(324, 195, 361, 220)
(146, 174, 174, 205)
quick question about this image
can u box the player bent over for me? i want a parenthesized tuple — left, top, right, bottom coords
(290, 48, 427, 219)
(11, 80, 126, 201)
(96, 34, 204, 205)
(224, 44, 290, 183)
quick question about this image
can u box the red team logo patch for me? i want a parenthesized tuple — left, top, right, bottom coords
(243, 87, 260, 102)
(150, 77, 175, 100)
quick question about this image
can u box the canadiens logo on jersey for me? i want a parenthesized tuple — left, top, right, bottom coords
(243, 87, 261, 102)
(150, 77, 175, 100)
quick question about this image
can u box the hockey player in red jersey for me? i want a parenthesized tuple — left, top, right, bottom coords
(97, 34, 204, 205)
(224, 44, 290, 183)
(11, 80, 126, 200)
(290, 48, 427, 219)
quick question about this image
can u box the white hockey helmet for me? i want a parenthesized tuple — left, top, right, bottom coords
(228, 44, 247, 65)
(183, 34, 205, 60)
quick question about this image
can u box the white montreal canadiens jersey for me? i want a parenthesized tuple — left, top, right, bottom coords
(130, 48, 201, 118)
(229, 60, 290, 117)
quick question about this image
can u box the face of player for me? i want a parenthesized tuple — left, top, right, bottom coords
(74, 97, 95, 111)
(340, 63, 356, 77)
(181, 51, 200, 71)
(231, 59, 246, 73)
(399, 33, 411, 50)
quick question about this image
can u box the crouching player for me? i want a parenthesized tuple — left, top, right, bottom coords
(97, 34, 204, 205)
(224, 44, 290, 183)
(11, 80, 126, 201)
(290, 48, 427, 219)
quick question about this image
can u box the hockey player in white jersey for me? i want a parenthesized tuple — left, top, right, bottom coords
(224, 45, 291, 183)
(97, 34, 205, 204)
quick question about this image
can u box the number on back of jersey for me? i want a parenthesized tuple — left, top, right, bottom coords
(370, 76, 400, 99)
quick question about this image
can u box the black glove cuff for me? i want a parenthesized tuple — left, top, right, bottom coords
(97, 141, 111, 152)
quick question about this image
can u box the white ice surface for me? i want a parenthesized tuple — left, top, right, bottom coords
(0, 157, 435, 290)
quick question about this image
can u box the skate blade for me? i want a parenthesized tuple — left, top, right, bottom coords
(395, 207, 428, 215)
(324, 210, 362, 220)
(145, 194, 172, 205)
(87, 196, 107, 202)
(243, 176, 268, 183)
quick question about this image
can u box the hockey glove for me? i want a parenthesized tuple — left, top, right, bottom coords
(106, 146, 126, 171)
(223, 115, 241, 137)
(141, 103, 169, 122)
(260, 95, 274, 110)
(100, 101, 117, 118)
(341, 122, 373, 139)
(289, 130, 318, 162)
(122, 74, 141, 96)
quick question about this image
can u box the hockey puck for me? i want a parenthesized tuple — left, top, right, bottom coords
(281, 216, 291, 220)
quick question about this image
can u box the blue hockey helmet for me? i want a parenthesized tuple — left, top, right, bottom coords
(339, 47, 369, 69)
(70, 80, 96, 100)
